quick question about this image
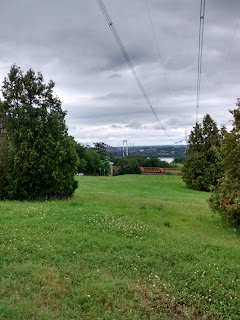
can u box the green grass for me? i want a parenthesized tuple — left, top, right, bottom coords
(0, 175, 239, 319)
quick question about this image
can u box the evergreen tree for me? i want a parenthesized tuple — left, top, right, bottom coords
(94, 142, 108, 160)
(182, 114, 223, 191)
(0, 65, 78, 200)
(209, 101, 240, 226)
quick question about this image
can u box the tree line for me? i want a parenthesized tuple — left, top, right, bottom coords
(74, 142, 110, 176)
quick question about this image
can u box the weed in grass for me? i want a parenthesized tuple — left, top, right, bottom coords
(164, 221, 171, 228)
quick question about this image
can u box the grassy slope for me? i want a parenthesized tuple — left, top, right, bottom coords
(0, 175, 239, 319)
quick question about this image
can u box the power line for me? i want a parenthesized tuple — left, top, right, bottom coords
(220, 13, 240, 88)
(145, 0, 175, 100)
(196, 0, 206, 123)
(96, 0, 176, 143)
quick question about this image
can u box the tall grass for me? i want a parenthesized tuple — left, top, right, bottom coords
(0, 175, 239, 319)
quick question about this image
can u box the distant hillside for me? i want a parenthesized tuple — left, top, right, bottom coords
(107, 145, 187, 158)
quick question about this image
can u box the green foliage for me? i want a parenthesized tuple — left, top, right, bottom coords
(0, 138, 11, 199)
(0, 65, 78, 200)
(74, 142, 87, 173)
(74, 141, 86, 159)
(182, 114, 224, 191)
(82, 148, 101, 175)
(173, 156, 187, 164)
(78, 158, 87, 173)
(143, 155, 161, 167)
(209, 102, 240, 226)
(114, 155, 147, 167)
(74, 141, 110, 176)
(115, 156, 141, 175)
(143, 155, 172, 168)
(113, 155, 174, 173)
(99, 160, 110, 176)
(94, 142, 108, 160)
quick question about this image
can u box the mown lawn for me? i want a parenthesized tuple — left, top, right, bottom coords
(0, 175, 239, 319)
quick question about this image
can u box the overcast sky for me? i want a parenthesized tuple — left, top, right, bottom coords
(0, 0, 240, 146)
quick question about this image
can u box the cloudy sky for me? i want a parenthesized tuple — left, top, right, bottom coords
(0, 0, 240, 146)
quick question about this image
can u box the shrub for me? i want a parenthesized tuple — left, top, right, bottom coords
(116, 157, 141, 175)
(209, 102, 240, 226)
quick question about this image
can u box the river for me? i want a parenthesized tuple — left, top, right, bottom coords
(159, 157, 174, 163)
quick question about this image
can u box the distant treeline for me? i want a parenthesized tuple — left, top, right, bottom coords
(172, 156, 187, 164)
(74, 143, 181, 176)
(74, 142, 110, 176)
(106, 145, 186, 158)
(112, 155, 178, 175)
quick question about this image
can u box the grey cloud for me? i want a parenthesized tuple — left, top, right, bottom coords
(109, 73, 122, 79)
(0, 0, 239, 145)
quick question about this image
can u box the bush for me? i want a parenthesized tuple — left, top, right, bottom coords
(209, 102, 240, 226)
(116, 157, 141, 175)
(143, 156, 171, 168)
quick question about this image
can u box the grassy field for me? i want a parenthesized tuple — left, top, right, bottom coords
(0, 175, 239, 319)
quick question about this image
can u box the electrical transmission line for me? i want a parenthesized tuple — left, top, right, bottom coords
(145, 0, 175, 100)
(196, 0, 206, 123)
(96, 0, 176, 143)
(145, 0, 185, 144)
(220, 13, 240, 88)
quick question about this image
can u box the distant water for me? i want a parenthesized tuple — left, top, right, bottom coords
(159, 157, 174, 164)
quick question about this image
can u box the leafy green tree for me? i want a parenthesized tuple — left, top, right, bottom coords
(78, 158, 87, 173)
(128, 155, 147, 166)
(116, 157, 141, 175)
(82, 148, 101, 175)
(182, 114, 224, 191)
(99, 159, 110, 176)
(74, 142, 86, 158)
(143, 155, 161, 167)
(114, 155, 146, 167)
(173, 156, 187, 164)
(94, 142, 108, 160)
(143, 156, 171, 168)
(0, 65, 78, 200)
(209, 101, 240, 226)
(73, 141, 110, 176)
(74, 142, 87, 173)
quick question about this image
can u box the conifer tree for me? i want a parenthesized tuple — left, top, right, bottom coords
(182, 114, 223, 191)
(209, 101, 240, 225)
(0, 65, 78, 200)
